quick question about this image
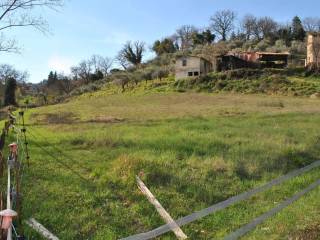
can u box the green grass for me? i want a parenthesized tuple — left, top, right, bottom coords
(12, 91, 320, 239)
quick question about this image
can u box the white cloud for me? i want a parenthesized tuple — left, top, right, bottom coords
(48, 55, 74, 74)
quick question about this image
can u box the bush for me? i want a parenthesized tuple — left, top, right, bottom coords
(225, 69, 262, 80)
(70, 83, 102, 96)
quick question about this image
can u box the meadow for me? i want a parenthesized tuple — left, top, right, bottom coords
(16, 91, 320, 239)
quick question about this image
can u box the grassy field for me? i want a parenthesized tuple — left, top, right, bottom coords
(14, 91, 320, 239)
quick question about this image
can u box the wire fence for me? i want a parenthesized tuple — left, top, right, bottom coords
(122, 160, 320, 240)
(11, 113, 320, 240)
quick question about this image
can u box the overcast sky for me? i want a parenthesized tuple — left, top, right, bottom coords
(1, 0, 320, 83)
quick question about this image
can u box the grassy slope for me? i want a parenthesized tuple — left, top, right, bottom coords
(17, 87, 320, 239)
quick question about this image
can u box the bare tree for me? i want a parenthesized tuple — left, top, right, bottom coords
(175, 25, 198, 50)
(92, 55, 113, 76)
(0, 64, 27, 83)
(241, 14, 258, 40)
(210, 10, 236, 41)
(72, 60, 92, 84)
(0, 0, 64, 52)
(57, 74, 73, 95)
(257, 17, 278, 39)
(303, 17, 320, 32)
(99, 57, 113, 75)
(90, 54, 100, 72)
(117, 41, 145, 68)
(116, 51, 129, 70)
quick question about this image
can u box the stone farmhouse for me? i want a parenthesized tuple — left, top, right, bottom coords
(175, 56, 212, 79)
(175, 52, 290, 80)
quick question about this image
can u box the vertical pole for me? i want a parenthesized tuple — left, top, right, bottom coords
(6, 166, 11, 240)
(15, 160, 22, 237)
(20, 112, 30, 167)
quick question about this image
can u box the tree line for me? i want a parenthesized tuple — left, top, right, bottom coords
(2, 8, 320, 106)
(151, 11, 318, 55)
(34, 11, 320, 99)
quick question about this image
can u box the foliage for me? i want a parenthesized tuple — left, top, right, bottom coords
(117, 41, 146, 68)
(173, 68, 320, 96)
(112, 72, 130, 92)
(152, 38, 177, 56)
(292, 16, 306, 41)
(4, 77, 17, 106)
(191, 30, 216, 46)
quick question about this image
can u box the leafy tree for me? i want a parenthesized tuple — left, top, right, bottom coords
(47, 71, 58, 86)
(210, 10, 236, 41)
(292, 16, 306, 41)
(152, 38, 177, 56)
(90, 70, 104, 82)
(191, 32, 205, 45)
(203, 29, 216, 44)
(191, 30, 215, 46)
(4, 77, 17, 106)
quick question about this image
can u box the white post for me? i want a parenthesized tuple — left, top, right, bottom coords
(25, 218, 59, 240)
(136, 176, 187, 239)
(7, 165, 11, 240)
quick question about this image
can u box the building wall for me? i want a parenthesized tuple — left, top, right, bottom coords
(307, 33, 320, 66)
(200, 58, 212, 75)
(176, 57, 209, 79)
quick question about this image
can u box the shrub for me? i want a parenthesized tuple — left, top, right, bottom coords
(70, 83, 102, 96)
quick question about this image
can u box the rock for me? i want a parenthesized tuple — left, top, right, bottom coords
(310, 93, 320, 99)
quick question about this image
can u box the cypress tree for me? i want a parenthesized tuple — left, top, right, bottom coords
(292, 16, 306, 41)
(4, 77, 17, 106)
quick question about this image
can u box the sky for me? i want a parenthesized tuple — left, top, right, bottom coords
(1, 0, 320, 83)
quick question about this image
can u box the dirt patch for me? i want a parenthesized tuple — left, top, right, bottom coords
(31, 112, 79, 124)
(87, 116, 125, 123)
(290, 224, 320, 240)
(218, 109, 246, 117)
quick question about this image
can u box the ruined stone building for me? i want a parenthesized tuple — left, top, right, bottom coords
(175, 51, 290, 80)
(175, 56, 212, 80)
(306, 32, 320, 68)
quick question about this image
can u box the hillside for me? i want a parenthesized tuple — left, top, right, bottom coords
(16, 88, 320, 239)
